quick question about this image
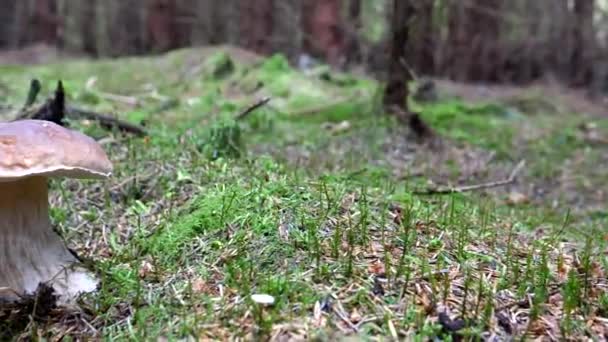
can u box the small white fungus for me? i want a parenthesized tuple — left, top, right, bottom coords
(251, 294, 275, 305)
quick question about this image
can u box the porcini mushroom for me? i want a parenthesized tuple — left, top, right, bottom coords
(0, 119, 112, 303)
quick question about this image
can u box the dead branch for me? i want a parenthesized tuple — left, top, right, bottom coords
(14, 80, 66, 126)
(413, 160, 526, 195)
(11, 79, 147, 137)
(66, 106, 147, 136)
(234, 96, 271, 121)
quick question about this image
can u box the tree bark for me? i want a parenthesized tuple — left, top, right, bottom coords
(146, 0, 178, 53)
(570, 0, 595, 87)
(0, 0, 19, 48)
(445, 0, 468, 81)
(272, 0, 302, 60)
(302, 0, 346, 67)
(28, 0, 60, 45)
(409, 0, 435, 76)
(383, 0, 413, 110)
(468, 0, 502, 81)
(240, 0, 274, 55)
(446, 0, 502, 82)
(346, 0, 362, 65)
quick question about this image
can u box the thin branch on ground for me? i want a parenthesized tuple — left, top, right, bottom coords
(234, 97, 271, 121)
(10, 79, 147, 136)
(413, 160, 526, 195)
(67, 106, 147, 136)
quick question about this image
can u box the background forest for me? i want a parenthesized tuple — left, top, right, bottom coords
(0, 0, 607, 90)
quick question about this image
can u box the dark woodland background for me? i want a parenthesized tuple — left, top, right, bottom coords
(0, 0, 605, 95)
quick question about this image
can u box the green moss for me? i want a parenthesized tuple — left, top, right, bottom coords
(148, 185, 243, 264)
(199, 117, 244, 159)
(416, 99, 516, 157)
(203, 51, 235, 80)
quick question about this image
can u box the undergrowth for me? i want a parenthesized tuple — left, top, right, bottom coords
(1, 46, 607, 341)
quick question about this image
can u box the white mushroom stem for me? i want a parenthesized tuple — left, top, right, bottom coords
(0, 176, 98, 302)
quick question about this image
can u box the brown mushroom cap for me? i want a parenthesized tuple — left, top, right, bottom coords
(0, 120, 112, 181)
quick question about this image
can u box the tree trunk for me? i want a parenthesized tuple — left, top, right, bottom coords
(468, 0, 502, 81)
(302, 0, 346, 67)
(383, 0, 413, 110)
(570, 0, 595, 87)
(272, 0, 302, 60)
(240, 0, 274, 55)
(146, 0, 178, 53)
(409, 0, 435, 76)
(445, 0, 468, 81)
(446, 0, 502, 82)
(58, 0, 97, 55)
(0, 0, 19, 48)
(29, 0, 60, 45)
(346, 0, 362, 65)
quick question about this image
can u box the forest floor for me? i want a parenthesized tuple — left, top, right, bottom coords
(0, 45, 607, 341)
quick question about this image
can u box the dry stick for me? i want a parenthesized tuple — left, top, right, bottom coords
(67, 105, 147, 136)
(234, 96, 271, 121)
(413, 160, 526, 195)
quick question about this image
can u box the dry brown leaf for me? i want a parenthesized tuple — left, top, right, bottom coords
(368, 260, 385, 275)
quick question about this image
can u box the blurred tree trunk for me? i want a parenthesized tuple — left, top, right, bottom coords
(191, 0, 238, 45)
(409, 0, 435, 76)
(146, 0, 178, 53)
(302, 0, 346, 67)
(240, 0, 274, 55)
(29, 0, 60, 45)
(570, 0, 595, 86)
(383, 0, 413, 110)
(95, 0, 145, 57)
(58, 0, 97, 55)
(346, 0, 362, 65)
(272, 0, 302, 60)
(445, 0, 468, 81)
(469, 0, 502, 81)
(0, 0, 19, 48)
(446, 0, 502, 82)
(191, 0, 213, 44)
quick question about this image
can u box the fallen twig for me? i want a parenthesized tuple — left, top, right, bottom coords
(413, 160, 526, 195)
(10, 79, 147, 136)
(67, 106, 147, 136)
(234, 96, 271, 121)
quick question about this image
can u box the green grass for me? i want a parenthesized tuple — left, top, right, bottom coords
(1, 46, 608, 341)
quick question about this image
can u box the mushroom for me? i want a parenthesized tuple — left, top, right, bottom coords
(0, 119, 112, 303)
